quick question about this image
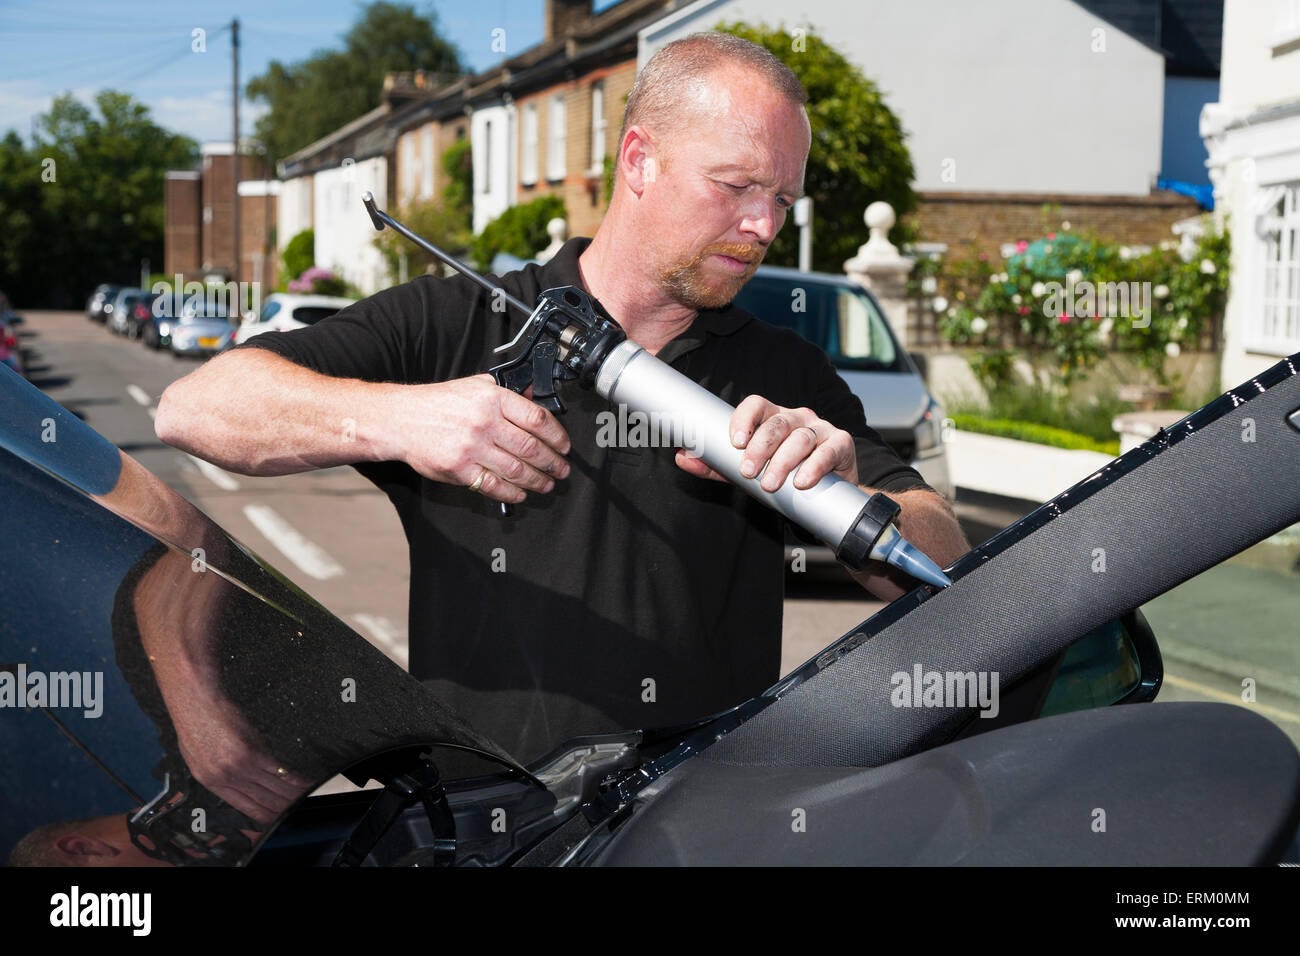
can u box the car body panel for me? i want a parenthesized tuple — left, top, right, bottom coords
(0, 366, 529, 866)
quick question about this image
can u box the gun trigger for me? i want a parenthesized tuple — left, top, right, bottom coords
(530, 340, 566, 415)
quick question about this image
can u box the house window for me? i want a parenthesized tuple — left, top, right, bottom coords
(421, 126, 434, 200)
(522, 102, 539, 185)
(1254, 183, 1300, 354)
(402, 136, 416, 204)
(547, 92, 566, 181)
(482, 119, 492, 194)
(590, 80, 606, 172)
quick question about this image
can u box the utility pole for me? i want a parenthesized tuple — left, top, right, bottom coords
(231, 17, 240, 287)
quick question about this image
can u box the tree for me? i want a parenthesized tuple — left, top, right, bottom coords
(247, 2, 464, 163)
(375, 138, 473, 281)
(0, 91, 196, 307)
(469, 195, 567, 273)
(717, 23, 915, 273)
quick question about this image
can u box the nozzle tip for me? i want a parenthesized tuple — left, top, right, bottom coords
(890, 539, 953, 590)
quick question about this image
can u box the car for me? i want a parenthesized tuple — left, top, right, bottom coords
(233, 293, 357, 346)
(1, 344, 1298, 867)
(105, 287, 150, 336)
(85, 284, 120, 324)
(731, 265, 953, 502)
(168, 297, 238, 357)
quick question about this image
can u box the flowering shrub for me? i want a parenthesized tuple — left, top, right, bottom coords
(915, 218, 1231, 389)
(288, 266, 348, 297)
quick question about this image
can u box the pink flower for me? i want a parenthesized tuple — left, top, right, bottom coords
(978, 252, 988, 261)
(1047, 232, 1057, 240)
(1015, 240, 1029, 253)
(1058, 313, 1070, 323)
(1018, 306, 1031, 315)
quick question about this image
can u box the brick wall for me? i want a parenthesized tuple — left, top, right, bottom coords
(910, 190, 1202, 253)
(164, 174, 201, 277)
(239, 191, 279, 293)
(515, 60, 634, 239)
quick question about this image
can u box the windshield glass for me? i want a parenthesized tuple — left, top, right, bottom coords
(733, 274, 901, 370)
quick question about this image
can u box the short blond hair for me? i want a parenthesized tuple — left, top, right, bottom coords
(616, 32, 807, 176)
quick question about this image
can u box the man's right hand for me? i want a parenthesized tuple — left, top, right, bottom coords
(382, 373, 571, 504)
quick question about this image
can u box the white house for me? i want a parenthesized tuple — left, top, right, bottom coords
(640, 0, 1219, 196)
(470, 100, 517, 235)
(1202, 0, 1300, 387)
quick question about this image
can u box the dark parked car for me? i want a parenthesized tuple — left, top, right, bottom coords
(85, 284, 120, 323)
(1, 352, 1298, 866)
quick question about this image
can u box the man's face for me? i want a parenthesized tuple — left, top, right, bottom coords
(641, 69, 810, 310)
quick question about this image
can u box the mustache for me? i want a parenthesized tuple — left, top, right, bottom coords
(700, 241, 765, 264)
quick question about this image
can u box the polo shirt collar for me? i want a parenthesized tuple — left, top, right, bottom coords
(541, 237, 752, 363)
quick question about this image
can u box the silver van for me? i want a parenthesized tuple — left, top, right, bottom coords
(731, 264, 953, 501)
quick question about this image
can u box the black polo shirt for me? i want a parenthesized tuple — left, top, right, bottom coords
(238, 237, 932, 764)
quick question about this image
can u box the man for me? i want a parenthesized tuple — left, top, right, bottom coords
(156, 32, 969, 764)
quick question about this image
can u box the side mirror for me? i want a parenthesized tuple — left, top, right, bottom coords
(909, 351, 928, 382)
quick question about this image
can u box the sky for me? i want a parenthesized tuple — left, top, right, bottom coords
(0, 0, 616, 145)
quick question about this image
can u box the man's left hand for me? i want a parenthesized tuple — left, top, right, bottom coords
(673, 395, 857, 490)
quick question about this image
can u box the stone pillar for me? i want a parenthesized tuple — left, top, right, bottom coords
(536, 217, 567, 263)
(844, 201, 916, 349)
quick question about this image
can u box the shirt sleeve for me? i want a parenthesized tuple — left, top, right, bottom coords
(233, 279, 433, 384)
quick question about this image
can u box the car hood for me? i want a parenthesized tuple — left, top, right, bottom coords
(0, 367, 530, 867)
(838, 368, 931, 430)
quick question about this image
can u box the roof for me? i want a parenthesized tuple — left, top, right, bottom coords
(1071, 0, 1222, 77)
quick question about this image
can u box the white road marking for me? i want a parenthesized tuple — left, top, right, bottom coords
(352, 613, 409, 668)
(243, 504, 345, 580)
(185, 453, 240, 491)
(126, 384, 151, 406)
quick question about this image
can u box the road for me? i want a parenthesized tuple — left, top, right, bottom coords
(14, 310, 1299, 746)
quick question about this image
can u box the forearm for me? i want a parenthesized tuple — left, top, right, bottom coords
(155, 348, 396, 476)
(849, 487, 970, 601)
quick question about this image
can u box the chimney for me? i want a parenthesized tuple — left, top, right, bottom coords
(545, 0, 591, 42)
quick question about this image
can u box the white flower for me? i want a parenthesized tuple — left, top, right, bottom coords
(1043, 244, 1053, 254)
(932, 296, 948, 313)
(1159, 239, 1178, 251)
(1200, 258, 1217, 274)
(947, 307, 956, 317)
(1119, 246, 1133, 261)
(1165, 342, 1181, 358)
(1154, 284, 1169, 298)
(1099, 318, 1114, 337)
(971, 316, 988, 335)
(921, 276, 938, 294)
(1000, 243, 1019, 259)
(1177, 316, 1188, 329)
(1011, 293, 1022, 304)
(1066, 269, 1083, 286)
(1061, 220, 1072, 230)
(1031, 282, 1047, 297)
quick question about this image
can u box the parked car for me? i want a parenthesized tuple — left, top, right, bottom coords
(85, 284, 119, 323)
(2, 345, 1298, 867)
(732, 265, 953, 501)
(233, 293, 356, 346)
(168, 298, 238, 357)
(105, 287, 150, 336)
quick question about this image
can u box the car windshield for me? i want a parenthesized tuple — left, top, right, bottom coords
(732, 274, 902, 371)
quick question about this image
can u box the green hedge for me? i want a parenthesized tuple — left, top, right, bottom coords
(951, 414, 1119, 456)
